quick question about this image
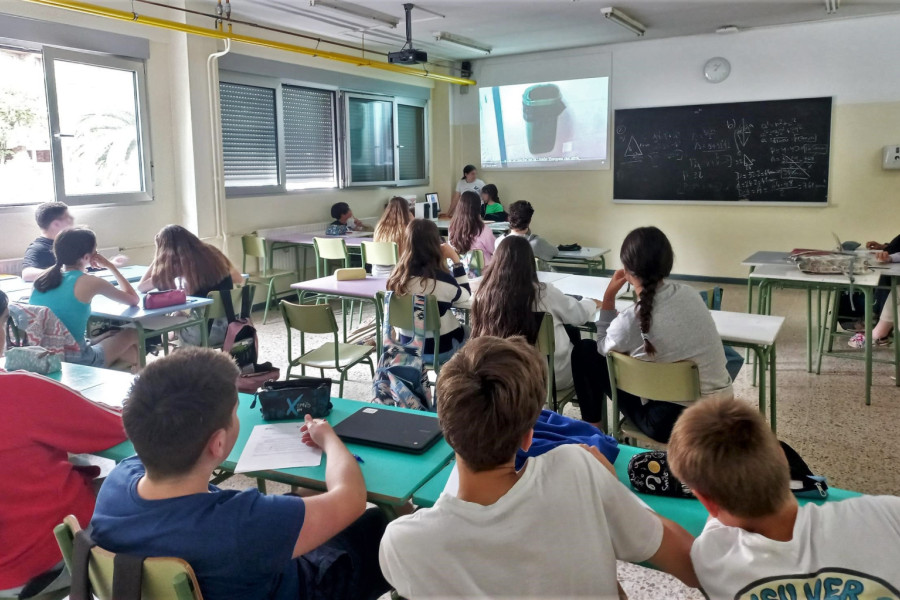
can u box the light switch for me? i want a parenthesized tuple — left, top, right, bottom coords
(884, 145, 900, 170)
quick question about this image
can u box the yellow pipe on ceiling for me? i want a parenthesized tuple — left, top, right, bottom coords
(21, 0, 477, 86)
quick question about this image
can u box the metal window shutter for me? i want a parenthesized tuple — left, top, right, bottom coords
(219, 82, 278, 186)
(283, 85, 336, 188)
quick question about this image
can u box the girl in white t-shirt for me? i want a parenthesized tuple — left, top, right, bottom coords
(446, 165, 485, 217)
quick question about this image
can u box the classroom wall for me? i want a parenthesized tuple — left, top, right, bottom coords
(0, 0, 454, 264)
(452, 14, 900, 278)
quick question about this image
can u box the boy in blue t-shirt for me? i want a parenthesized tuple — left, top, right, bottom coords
(91, 347, 388, 600)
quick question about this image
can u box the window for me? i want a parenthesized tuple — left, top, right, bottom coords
(344, 93, 427, 187)
(219, 72, 427, 195)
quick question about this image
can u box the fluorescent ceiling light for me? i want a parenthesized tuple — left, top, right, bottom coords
(716, 25, 740, 34)
(824, 0, 840, 13)
(433, 31, 492, 54)
(600, 7, 646, 37)
(309, 0, 400, 28)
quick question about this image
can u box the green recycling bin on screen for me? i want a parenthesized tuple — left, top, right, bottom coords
(522, 83, 566, 154)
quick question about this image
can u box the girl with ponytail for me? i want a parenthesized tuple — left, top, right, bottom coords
(594, 226, 733, 443)
(30, 227, 141, 369)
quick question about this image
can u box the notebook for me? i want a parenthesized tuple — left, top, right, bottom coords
(333, 407, 443, 454)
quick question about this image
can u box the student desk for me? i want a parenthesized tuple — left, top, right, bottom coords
(0, 265, 149, 302)
(46, 362, 134, 407)
(90, 294, 214, 367)
(748, 264, 891, 405)
(411, 445, 861, 536)
(290, 275, 387, 342)
(548, 247, 610, 276)
(97, 395, 455, 516)
(435, 219, 510, 236)
(266, 231, 372, 281)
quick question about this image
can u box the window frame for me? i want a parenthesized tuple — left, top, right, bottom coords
(342, 92, 428, 188)
(42, 45, 154, 206)
(220, 71, 342, 197)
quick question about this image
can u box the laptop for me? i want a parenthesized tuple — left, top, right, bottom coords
(425, 192, 440, 214)
(333, 407, 443, 454)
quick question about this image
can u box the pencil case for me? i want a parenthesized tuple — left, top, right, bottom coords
(250, 378, 334, 421)
(143, 289, 187, 309)
(335, 268, 367, 281)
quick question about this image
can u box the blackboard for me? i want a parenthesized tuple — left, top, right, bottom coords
(613, 97, 832, 204)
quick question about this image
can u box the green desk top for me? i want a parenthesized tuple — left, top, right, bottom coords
(411, 445, 862, 536)
(97, 395, 455, 507)
(45, 363, 134, 407)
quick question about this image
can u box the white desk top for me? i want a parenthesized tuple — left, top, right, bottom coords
(91, 295, 213, 321)
(748, 264, 882, 287)
(555, 247, 610, 260)
(552, 274, 616, 300)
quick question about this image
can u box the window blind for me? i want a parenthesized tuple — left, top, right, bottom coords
(283, 85, 336, 189)
(398, 104, 425, 181)
(220, 82, 278, 187)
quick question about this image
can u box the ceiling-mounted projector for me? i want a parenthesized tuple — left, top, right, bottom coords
(388, 3, 427, 65)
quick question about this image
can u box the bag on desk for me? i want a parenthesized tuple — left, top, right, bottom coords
(142, 289, 187, 310)
(4, 346, 62, 374)
(250, 378, 333, 421)
(557, 243, 582, 252)
(782, 441, 828, 498)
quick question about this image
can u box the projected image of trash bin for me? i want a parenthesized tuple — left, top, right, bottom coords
(522, 83, 566, 154)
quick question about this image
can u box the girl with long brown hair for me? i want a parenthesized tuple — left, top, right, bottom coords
(387, 219, 470, 364)
(596, 226, 733, 442)
(471, 236, 605, 427)
(448, 191, 496, 264)
(138, 225, 242, 345)
(372, 196, 413, 277)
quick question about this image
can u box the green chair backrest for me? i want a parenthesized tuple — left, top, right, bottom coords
(360, 241, 399, 267)
(53, 515, 203, 600)
(465, 249, 485, 273)
(206, 286, 254, 321)
(700, 286, 724, 311)
(606, 351, 701, 403)
(534, 311, 556, 404)
(241, 235, 268, 275)
(375, 291, 442, 339)
(313, 237, 349, 262)
(281, 301, 339, 336)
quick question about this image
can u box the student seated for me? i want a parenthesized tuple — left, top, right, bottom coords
(326, 202, 372, 235)
(596, 226, 733, 443)
(372, 196, 413, 278)
(479, 184, 507, 222)
(0, 290, 127, 599)
(22, 202, 74, 282)
(90, 347, 389, 600)
(30, 227, 141, 369)
(496, 199, 559, 266)
(138, 225, 243, 346)
(22, 202, 128, 282)
(448, 191, 496, 264)
(387, 219, 469, 365)
(847, 237, 899, 348)
(668, 398, 900, 598)
(379, 336, 699, 598)
(471, 237, 606, 428)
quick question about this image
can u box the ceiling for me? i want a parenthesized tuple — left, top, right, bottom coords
(226, 0, 900, 66)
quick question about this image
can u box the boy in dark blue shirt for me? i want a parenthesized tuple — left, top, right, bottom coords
(91, 347, 388, 600)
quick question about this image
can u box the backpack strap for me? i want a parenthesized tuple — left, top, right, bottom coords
(112, 554, 144, 600)
(411, 294, 426, 359)
(70, 529, 96, 600)
(220, 289, 238, 323)
(239, 285, 253, 320)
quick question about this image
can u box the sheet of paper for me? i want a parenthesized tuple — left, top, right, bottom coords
(235, 423, 323, 473)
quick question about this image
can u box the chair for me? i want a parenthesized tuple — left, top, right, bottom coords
(205, 285, 256, 349)
(606, 351, 701, 447)
(312, 237, 360, 330)
(360, 241, 399, 272)
(533, 312, 579, 415)
(241, 235, 298, 324)
(375, 291, 444, 392)
(281, 300, 375, 397)
(463, 249, 485, 277)
(53, 515, 203, 600)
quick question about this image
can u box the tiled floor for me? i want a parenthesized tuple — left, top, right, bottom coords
(222, 281, 899, 599)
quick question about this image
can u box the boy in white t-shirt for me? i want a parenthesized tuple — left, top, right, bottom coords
(668, 399, 900, 600)
(378, 336, 699, 599)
